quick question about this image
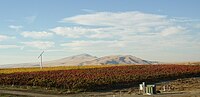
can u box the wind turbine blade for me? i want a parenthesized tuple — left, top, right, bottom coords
(38, 51, 44, 58)
(41, 51, 44, 54)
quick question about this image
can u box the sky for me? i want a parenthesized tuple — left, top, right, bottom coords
(0, 0, 200, 65)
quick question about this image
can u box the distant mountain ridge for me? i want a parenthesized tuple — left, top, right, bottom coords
(0, 54, 159, 68)
(80, 55, 157, 65)
(44, 54, 97, 66)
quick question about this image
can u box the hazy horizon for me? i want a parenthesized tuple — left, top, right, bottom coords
(0, 0, 200, 65)
(0, 53, 198, 65)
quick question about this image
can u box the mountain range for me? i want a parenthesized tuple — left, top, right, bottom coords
(0, 54, 159, 68)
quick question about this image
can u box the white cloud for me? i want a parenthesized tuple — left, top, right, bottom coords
(9, 25, 23, 31)
(160, 26, 185, 36)
(0, 35, 15, 41)
(0, 35, 9, 41)
(0, 45, 21, 49)
(54, 11, 200, 61)
(87, 33, 113, 39)
(81, 9, 95, 13)
(21, 31, 53, 39)
(61, 41, 92, 47)
(51, 26, 119, 39)
(61, 11, 169, 27)
(26, 49, 66, 52)
(170, 17, 200, 23)
(58, 11, 183, 39)
(50, 26, 95, 38)
(58, 11, 193, 39)
(61, 40, 123, 51)
(21, 41, 55, 49)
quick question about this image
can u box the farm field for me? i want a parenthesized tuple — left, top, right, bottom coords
(0, 65, 116, 74)
(0, 64, 200, 93)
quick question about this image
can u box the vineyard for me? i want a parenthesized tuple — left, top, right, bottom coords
(0, 65, 200, 91)
(0, 65, 115, 74)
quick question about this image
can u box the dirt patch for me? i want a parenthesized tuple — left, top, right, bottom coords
(156, 77, 200, 91)
(1, 77, 200, 97)
(85, 77, 200, 97)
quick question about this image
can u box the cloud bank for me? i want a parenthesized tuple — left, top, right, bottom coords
(55, 11, 197, 51)
(9, 11, 199, 61)
(21, 31, 53, 39)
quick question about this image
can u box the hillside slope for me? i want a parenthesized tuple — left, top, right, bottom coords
(80, 55, 157, 65)
(44, 54, 97, 66)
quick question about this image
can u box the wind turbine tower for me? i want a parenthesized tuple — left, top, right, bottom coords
(38, 51, 44, 69)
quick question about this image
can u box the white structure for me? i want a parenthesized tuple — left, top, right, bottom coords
(142, 82, 146, 94)
(139, 82, 146, 94)
(38, 51, 44, 69)
(139, 82, 156, 95)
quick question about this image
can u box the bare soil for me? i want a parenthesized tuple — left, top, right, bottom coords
(1, 77, 200, 97)
(74, 77, 200, 97)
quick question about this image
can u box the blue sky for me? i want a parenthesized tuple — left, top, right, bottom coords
(0, 0, 200, 64)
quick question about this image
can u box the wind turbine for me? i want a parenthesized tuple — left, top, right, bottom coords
(38, 51, 44, 69)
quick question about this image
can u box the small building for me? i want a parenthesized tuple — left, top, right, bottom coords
(145, 85, 156, 95)
(139, 82, 156, 95)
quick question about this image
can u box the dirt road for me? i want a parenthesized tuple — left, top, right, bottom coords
(0, 89, 69, 97)
(1, 89, 200, 97)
